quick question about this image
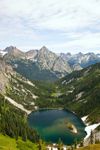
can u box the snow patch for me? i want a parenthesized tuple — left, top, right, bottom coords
(62, 80, 66, 84)
(27, 80, 35, 87)
(31, 102, 35, 105)
(34, 106, 38, 110)
(61, 78, 74, 85)
(26, 89, 38, 99)
(0, 50, 8, 56)
(76, 92, 84, 100)
(32, 94, 38, 99)
(18, 78, 35, 87)
(22, 88, 26, 93)
(82, 116, 100, 140)
(81, 116, 88, 122)
(5, 96, 31, 114)
(84, 123, 100, 139)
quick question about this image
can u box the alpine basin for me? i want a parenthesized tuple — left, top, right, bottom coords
(28, 109, 86, 145)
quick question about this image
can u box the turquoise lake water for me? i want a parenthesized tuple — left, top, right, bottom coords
(28, 109, 86, 145)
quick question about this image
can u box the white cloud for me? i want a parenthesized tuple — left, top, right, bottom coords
(50, 31, 100, 53)
(0, 0, 100, 52)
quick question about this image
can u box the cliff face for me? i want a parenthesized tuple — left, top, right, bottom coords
(37, 46, 72, 75)
(4, 46, 25, 60)
(0, 57, 13, 93)
(2, 46, 72, 79)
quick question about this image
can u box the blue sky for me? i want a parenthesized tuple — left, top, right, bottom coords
(0, 0, 100, 53)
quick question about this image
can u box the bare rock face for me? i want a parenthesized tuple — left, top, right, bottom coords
(25, 46, 72, 77)
(0, 57, 6, 72)
(2, 46, 72, 79)
(25, 50, 38, 60)
(52, 57, 72, 74)
(0, 57, 8, 92)
(72, 64, 82, 71)
(0, 73, 8, 92)
(36, 46, 72, 76)
(4, 46, 25, 59)
(0, 57, 14, 92)
(37, 46, 58, 70)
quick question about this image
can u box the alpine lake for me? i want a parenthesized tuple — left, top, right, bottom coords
(28, 109, 86, 145)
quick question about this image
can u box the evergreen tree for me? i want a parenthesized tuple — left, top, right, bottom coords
(74, 138, 78, 149)
(0, 94, 39, 143)
(90, 130, 94, 144)
(58, 138, 63, 150)
(38, 139, 46, 150)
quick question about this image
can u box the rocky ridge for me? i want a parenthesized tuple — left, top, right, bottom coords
(60, 52, 100, 69)
(1, 46, 72, 79)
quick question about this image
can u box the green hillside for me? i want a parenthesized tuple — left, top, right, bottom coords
(0, 59, 100, 149)
(6, 73, 57, 110)
(0, 94, 39, 143)
(56, 63, 100, 124)
(0, 134, 100, 150)
(0, 134, 38, 150)
(7, 62, 100, 124)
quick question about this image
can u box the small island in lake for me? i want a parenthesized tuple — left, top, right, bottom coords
(66, 122, 78, 134)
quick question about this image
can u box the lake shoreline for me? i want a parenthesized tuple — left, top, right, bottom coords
(28, 108, 86, 145)
(28, 107, 86, 136)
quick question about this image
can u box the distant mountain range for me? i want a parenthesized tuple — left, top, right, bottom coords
(0, 46, 100, 81)
(60, 52, 100, 68)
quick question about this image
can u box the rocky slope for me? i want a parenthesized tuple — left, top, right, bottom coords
(1, 46, 72, 80)
(0, 57, 58, 112)
(0, 57, 13, 93)
(26, 49, 38, 60)
(0, 57, 39, 112)
(36, 46, 71, 76)
(4, 46, 25, 60)
(1, 46, 100, 81)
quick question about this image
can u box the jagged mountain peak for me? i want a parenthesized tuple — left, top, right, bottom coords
(2, 46, 72, 79)
(39, 46, 51, 54)
(60, 51, 100, 69)
(85, 52, 95, 55)
(39, 46, 56, 57)
(4, 46, 23, 53)
(4, 46, 25, 59)
(1, 45, 100, 81)
(66, 52, 72, 56)
(77, 52, 83, 55)
(40, 46, 48, 50)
